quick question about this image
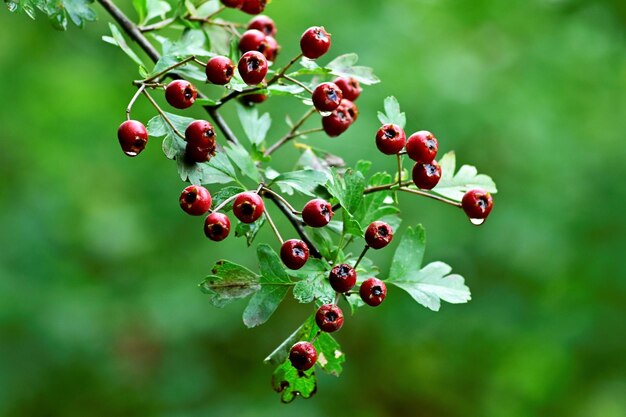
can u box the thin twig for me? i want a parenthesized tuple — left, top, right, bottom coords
(211, 193, 241, 213)
(396, 154, 403, 187)
(263, 207, 284, 244)
(261, 187, 301, 214)
(353, 245, 370, 269)
(138, 16, 176, 32)
(282, 75, 313, 94)
(142, 90, 185, 139)
(126, 83, 146, 120)
(268, 53, 304, 85)
(264, 107, 317, 157)
(141, 55, 196, 83)
(399, 187, 462, 207)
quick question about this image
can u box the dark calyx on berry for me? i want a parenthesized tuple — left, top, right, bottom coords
(322, 104, 353, 137)
(117, 120, 148, 157)
(280, 239, 310, 270)
(179, 185, 212, 216)
(240, 0, 266, 15)
(329, 264, 357, 293)
(206, 56, 235, 85)
(302, 199, 334, 227)
(184, 120, 216, 163)
(412, 160, 442, 190)
(220, 0, 244, 8)
(333, 77, 361, 102)
(238, 51, 268, 85)
(248, 15, 276, 36)
(300, 26, 331, 59)
(233, 192, 264, 223)
(359, 278, 387, 307)
(341, 99, 358, 121)
(376, 123, 406, 155)
(165, 80, 197, 109)
(262, 36, 280, 62)
(406, 131, 438, 163)
(365, 221, 394, 249)
(312, 82, 343, 112)
(239, 29, 267, 53)
(204, 212, 231, 241)
(315, 304, 344, 333)
(289, 341, 317, 371)
(462, 189, 494, 220)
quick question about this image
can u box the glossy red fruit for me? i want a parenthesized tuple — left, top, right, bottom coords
(233, 192, 264, 223)
(333, 77, 362, 102)
(322, 104, 353, 137)
(205, 56, 235, 85)
(179, 185, 212, 216)
(302, 199, 334, 227)
(165, 80, 197, 109)
(312, 82, 343, 112)
(185, 143, 214, 163)
(117, 120, 148, 157)
(375, 123, 406, 155)
(240, 93, 268, 105)
(240, 0, 266, 14)
(341, 99, 358, 122)
(329, 264, 357, 293)
(238, 51, 268, 85)
(239, 29, 267, 53)
(262, 36, 280, 62)
(248, 15, 276, 36)
(360, 278, 387, 307)
(300, 26, 331, 59)
(289, 341, 317, 371)
(406, 131, 438, 163)
(280, 239, 310, 270)
(185, 120, 216, 151)
(220, 0, 244, 8)
(204, 212, 231, 241)
(412, 160, 442, 190)
(462, 189, 494, 220)
(315, 304, 344, 333)
(365, 221, 394, 249)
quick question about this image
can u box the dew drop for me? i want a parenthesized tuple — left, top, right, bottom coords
(124, 151, 138, 157)
(469, 217, 485, 226)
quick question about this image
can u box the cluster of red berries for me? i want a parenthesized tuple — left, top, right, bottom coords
(220, 0, 266, 15)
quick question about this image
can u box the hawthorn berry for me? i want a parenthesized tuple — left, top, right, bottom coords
(406, 131, 438, 163)
(239, 29, 267, 53)
(185, 143, 213, 163)
(262, 36, 280, 62)
(312, 82, 343, 112)
(360, 278, 387, 307)
(340, 99, 359, 122)
(165, 80, 197, 109)
(117, 120, 148, 157)
(233, 192, 264, 223)
(329, 264, 357, 293)
(375, 123, 406, 155)
(280, 239, 310, 270)
(333, 77, 362, 102)
(315, 304, 344, 333)
(238, 51, 268, 85)
(240, 93, 268, 105)
(220, 0, 244, 8)
(462, 189, 494, 220)
(322, 105, 353, 137)
(240, 0, 266, 15)
(205, 56, 235, 85)
(302, 199, 333, 227)
(184, 120, 216, 162)
(300, 26, 331, 59)
(179, 185, 212, 216)
(248, 15, 276, 36)
(365, 221, 394, 249)
(289, 341, 317, 371)
(204, 212, 231, 241)
(412, 160, 442, 190)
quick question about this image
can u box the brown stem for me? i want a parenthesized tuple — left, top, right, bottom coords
(398, 187, 462, 207)
(142, 90, 185, 139)
(126, 83, 146, 120)
(263, 207, 284, 244)
(268, 53, 304, 85)
(264, 107, 317, 157)
(282, 75, 313, 94)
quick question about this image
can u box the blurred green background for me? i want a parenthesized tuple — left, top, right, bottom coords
(1, 0, 625, 416)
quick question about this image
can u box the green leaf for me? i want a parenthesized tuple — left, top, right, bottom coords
(102, 23, 147, 69)
(326, 168, 365, 214)
(235, 218, 266, 247)
(296, 148, 344, 176)
(142, 0, 171, 25)
(148, 55, 206, 82)
(242, 245, 292, 328)
(292, 260, 335, 305)
(199, 260, 260, 308)
(326, 53, 380, 85)
(224, 142, 261, 182)
(63, 0, 96, 27)
(287, 58, 331, 78)
(265, 318, 316, 366)
(10, 0, 96, 29)
(313, 332, 345, 377)
(270, 170, 328, 196)
(155, 29, 211, 58)
(236, 103, 272, 145)
(389, 225, 426, 280)
(433, 151, 498, 201)
(132, 0, 147, 23)
(267, 84, 306, 97)
(342, 211, 363, 237)
(211, 186, 244, 211)
(204, 21, 232, 56)
(271, 360, 316, 403)
(377, 96, 406, 128)
(146, 112, 193, 159)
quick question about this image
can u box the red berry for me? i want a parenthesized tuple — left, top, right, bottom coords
(248, 15, 276, 36)
(117, 120, 148, 157)
(262, 36, 280, 62)
(375, 123, 406, 155)
(359, 278, 387, 307)
(233, 192, 264, 223)
(312, 82, 343, 112)
(179, 185, 212, 216)
(462, 189, 494, 220)
(238, 51, 268, 85)
(406, 131, 438, 163)
(412, 160, 442, 190)
(185, 143, 213, 163)
(365, 221, 394, 249)
(300, 26, 331, 59)
(185, 120, 216, 162)
(205, 56, 235, 85)
(204, 212, 231, 241)
(315, 304, 344, 333)
(329, 264, 357, 293)
(302, 199, 334, 227)
(165, 80, 197, 109)
(289, 341, 317, 371)
(280, 239, 310, 270)
(322, 104, 353, 137)
(341, 99, 358, 122)
(240, 93, 268, 105)
(220, 0, 244, 8)
(239, 29, 267, 53)
(240, 0, 266, 14)
(333, 77, 362, 102)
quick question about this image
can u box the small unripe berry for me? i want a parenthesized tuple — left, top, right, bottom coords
(315, 304, 344, 333)
(248, 15, 276, 36)
(220, 0, 244, 8)
(239, 29, 267, 53)
(412, 160, 442, 190)
(206, 56, 235, 85)
(233, 192, 264, 223)
(333, 77, 361, 102)
(179, 185, 212, 216)
(240, 0, 266, 15)
(375, 123, 406, 155)
(300, 26, 331, 59)
(238, 51, 268, 85)
(462, 189, 494, 220)
(165, 80, 197, 109)
(329, 264, 357, 293)
(280, 239, 310, 270)
(289, 341, 317, 371)
(117, 120, 148, 157)
(406, 131, 438, 163)
(322, 104, 353, 137)
(360, 278, 387, 307)
(365, 221, 394, 249)
(312, 82, 343, 112)
(204, 212, 231, 241)
(302, 199, 334, 227)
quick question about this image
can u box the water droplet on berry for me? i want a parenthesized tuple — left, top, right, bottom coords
(470, 218, 485, 226)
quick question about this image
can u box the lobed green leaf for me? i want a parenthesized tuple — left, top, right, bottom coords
(433, 151, 498, 201)
(377, 96, 406, 128)
(199, 260, 260, 308)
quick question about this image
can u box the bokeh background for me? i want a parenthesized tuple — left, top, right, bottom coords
(1, 0, 625, 416)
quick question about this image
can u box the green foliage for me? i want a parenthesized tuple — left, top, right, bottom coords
(236, 103, 272, 146)
(6, 0, 96, 29)
(433, 151, 498, 201)
(377, 96, 406, 128)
